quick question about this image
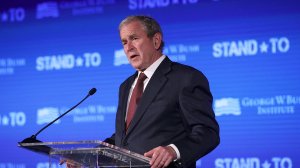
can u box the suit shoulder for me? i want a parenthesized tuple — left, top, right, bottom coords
(171, 62, 206, 78)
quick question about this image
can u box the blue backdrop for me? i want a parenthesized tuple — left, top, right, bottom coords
(1, 0, 299, 167)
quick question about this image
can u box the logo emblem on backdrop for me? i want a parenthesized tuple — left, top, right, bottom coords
(36, 1, 59, 19)
(37, 107, 60, 125)
(114, 49, 129, 66)
(215, 95, 298, 117)
(214, 98, 242, 116)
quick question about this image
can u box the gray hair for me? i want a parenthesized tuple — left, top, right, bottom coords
(119, 15, 165, 51)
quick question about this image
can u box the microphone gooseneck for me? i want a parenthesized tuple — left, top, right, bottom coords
(20, 88, 97, 143)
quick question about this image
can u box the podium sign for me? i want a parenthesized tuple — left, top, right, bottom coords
(19, 140, 150, 168)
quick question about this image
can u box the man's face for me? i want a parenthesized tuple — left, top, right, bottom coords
(120, 21, 161, 71)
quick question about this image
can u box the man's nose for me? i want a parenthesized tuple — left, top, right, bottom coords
(125, 41, 134, 52)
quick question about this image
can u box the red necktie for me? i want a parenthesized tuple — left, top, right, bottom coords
(126, 73, 147, 130)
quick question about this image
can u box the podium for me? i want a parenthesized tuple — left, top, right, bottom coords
(19, 140, 150, 168)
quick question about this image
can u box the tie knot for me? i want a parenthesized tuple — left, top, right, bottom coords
(138, 73, 147, 82)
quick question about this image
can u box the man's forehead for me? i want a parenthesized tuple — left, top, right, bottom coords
(120, 26, 146, 39)
(120, 30, 137, 39)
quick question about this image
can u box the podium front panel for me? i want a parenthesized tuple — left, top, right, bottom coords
(19, 140, 150, 168)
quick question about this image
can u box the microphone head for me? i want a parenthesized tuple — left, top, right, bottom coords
(89, 88, 97, 95)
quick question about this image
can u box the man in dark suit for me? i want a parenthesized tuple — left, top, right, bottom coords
(105, 15, 220, 168)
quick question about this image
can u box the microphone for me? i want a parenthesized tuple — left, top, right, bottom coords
(19, 88, 97, 144)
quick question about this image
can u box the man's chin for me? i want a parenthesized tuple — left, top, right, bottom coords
(130, 63, 144, 71)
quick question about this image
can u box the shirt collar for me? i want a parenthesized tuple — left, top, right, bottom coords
(139, 55, 166, 80)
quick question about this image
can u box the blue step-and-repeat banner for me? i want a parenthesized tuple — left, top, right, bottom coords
(0, 0, 299, 167)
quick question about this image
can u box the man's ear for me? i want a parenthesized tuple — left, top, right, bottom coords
(153, 33, 162, 50)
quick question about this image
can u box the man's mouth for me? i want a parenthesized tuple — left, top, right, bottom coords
(130, 54, 139, 59)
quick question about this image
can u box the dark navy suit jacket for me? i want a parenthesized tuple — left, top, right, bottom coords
(106, 57, 220, 168)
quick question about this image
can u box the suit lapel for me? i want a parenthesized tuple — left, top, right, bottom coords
(119, 72, 138, 132)
(126, 57, 172, 135)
